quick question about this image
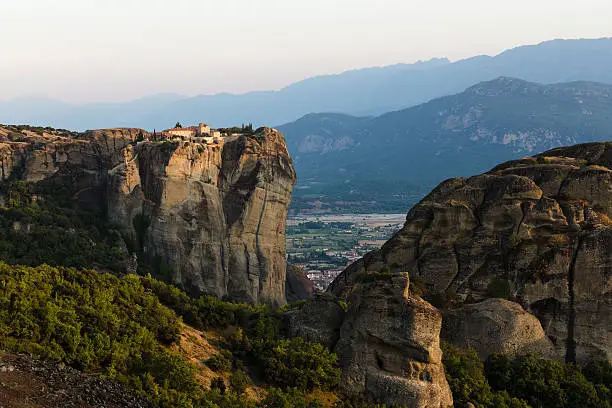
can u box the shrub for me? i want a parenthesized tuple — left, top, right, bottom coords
(442, 342, 611, 408)
(0, 263, 198, 407)
(259, 387, 324, 408)
(337, 300, 349, 313)
(229, 369, 250, 394)
(441, 342, 531, 408)
(277, 299, 309, 313)
(140, 275, 253, 329)
(486, 278, 512, 299)
(210, 377, 227, 394)
(582, 360, 612, 402)
(0, 181, 124, 271)
(206, 350, 232, 372)
(485, 354, 611, 408)
(258, 337, 340, 391)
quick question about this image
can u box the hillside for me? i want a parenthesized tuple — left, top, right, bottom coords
(280, 78, 612, 212)
(0, 262, 343, 407)
(2, 38, 612, 131)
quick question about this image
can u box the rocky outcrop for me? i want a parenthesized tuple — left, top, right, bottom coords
(330, 142, 612, 363)
(335, 273, 453, 408)
(0, 125, 296, 306)
(285, 263, 314, 302)
(442, 298, 555, 360)
(284, 294, 346, 349)
(284, 274, 453, 407)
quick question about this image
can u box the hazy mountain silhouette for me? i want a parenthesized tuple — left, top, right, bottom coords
(2, 38, 612, 131)
(279, 77, 612, 212)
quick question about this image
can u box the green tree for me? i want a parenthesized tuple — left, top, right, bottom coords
(229, 369, 250, 394)
(258, 337, 340, 391)
(441, 342, 531, 408)
(259, 387, 324, 408)
(485, 354, 609, 408)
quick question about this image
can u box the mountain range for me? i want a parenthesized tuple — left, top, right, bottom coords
(2, 38, 612, 131)
(279, 77, 612, 212)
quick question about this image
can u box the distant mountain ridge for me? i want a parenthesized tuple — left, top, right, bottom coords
(279, 77, 612, 212)
(2, 38, 612, 130)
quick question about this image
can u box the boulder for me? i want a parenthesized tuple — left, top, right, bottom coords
(442, 298, 555, 360)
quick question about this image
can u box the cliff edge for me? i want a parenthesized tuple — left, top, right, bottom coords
(0, 125, 296, 306)
(330, 142, 612, 364)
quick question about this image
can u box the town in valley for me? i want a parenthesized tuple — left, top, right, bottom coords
(286, 213, 406, 290)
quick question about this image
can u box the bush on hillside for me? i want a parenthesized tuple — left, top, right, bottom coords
(0, 263, 199, 407)
(229, 369, 250, 394)
(257, 337, 340, 391)
(442, 342, 612, 408)
(485, 354, 611, 408)
(0, 181, 124, 271)
(206, 350, 233, 372)
(260, 387, 325, 408)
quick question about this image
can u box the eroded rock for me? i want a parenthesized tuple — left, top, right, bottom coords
(285, 294, 346, 349)
(334, 273, 453, 408)
(442, 298, 555, 360)
(285, 263, 314, 302)
(331, 142, 612, 363)
(0, 126, 296, 306)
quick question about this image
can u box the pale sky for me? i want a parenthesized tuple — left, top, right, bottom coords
(1, 0, 611, 103)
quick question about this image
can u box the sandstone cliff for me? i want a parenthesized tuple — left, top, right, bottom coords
(334, 273, 453, 408)
(330, 142, 612, 364)
(0, 125, 296, 306)
(287, 275, 454, 407)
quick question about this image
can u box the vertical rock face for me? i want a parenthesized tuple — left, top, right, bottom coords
(0, 125, 296, 306)
(285, 264, 314, 302)
(335, 274, 453, 408)
(286, 275, 454, 407)
(330, 142, 612, 364)
(107, 128, 296, 306)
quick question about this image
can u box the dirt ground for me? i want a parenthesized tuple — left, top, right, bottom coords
(0, 353, 151, 408)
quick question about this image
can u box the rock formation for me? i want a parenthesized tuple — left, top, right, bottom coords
(285, 263, 314, 302)
(441, 298, 555, 360)
(0, 125, 296, 306)
(285, 275, 453, 407)
(285, 294, 346, 350)
(334, 273, 453, 408)
(330, 142, 612, 364)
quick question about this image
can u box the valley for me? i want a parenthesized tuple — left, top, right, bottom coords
(280, 78, 612, 213)
(286, 213, 405, 290)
